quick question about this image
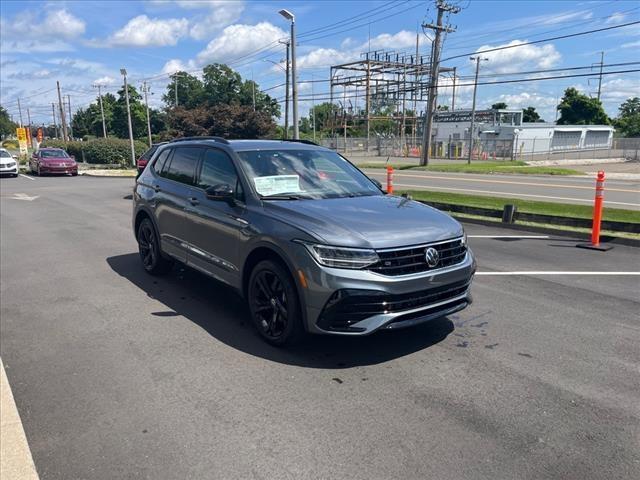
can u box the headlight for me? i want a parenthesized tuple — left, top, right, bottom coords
(298, 242, 379, 269)
(461, 231, 467, 247)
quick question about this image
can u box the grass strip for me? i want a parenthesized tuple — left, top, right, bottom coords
(400, 189, 640, 224)
(357, 161, 581, 176)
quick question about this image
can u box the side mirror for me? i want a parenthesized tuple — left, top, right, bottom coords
(371, 178, 383, 190)
(70, 155, 75, 161)
(205, 184, 235, 204)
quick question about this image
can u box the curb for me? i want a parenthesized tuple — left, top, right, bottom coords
(452, 215, 640, 248)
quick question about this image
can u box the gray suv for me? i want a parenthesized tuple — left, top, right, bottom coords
(133, 137, 476, 345)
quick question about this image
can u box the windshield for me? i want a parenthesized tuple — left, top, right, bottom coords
(41, 149, 69, 158)
(0, 150, 11, 158)
(236, 149, 382, 199)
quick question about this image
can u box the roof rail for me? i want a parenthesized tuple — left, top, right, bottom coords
(281, 139, 318, 146)
(170, 136, 230, 145)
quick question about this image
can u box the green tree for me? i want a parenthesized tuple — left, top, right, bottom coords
(614, 97, 640, 137)
(112, 85, 148, 139)
(491, 102, 508, 110)
(0, 106, 17, 139)
(164, 71, 204, 109)
(522, 106, 543, 123)
(168, 104, 275, 139)
(557, 87, 609, 125)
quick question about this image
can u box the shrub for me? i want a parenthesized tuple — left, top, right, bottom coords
(41, 138, 147, 166)
(2, 139, 19, 149)
(79, 138, 148, 166)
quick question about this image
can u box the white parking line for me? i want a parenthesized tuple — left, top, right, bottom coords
(477, 271, 640, 276)
(19, 174, 35, 180)
(468, 235, 550, 239)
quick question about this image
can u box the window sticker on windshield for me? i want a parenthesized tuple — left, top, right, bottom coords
(253, 175, 301, 196)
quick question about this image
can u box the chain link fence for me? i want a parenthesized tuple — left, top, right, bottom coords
(320, 136, 640, 161)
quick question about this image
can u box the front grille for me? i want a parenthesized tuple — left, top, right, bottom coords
(369, 238, 467, 276)
(317, 279, 471, 332)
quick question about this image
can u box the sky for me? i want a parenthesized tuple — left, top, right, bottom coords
(1, 0, 639, 127)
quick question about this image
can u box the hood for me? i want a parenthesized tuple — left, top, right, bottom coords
(263, 195, 463, 249)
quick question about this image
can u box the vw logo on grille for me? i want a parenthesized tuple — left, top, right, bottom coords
(425, 247, 440, 267)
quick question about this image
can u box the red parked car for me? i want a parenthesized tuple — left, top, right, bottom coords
(30, 148, 78, 176)
(137, 142, 167, 177)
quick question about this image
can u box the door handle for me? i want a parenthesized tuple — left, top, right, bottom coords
(153, 185, 161, 193)
(188, 197, 200, 206)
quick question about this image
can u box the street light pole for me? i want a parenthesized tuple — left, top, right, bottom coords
(120, 68, 136, 168)
(468, 56, 488, 164)
(279, 9, 298, 139)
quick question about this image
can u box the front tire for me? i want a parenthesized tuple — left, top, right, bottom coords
(248, 260, 304, 346)
(137, 218, 173, 275)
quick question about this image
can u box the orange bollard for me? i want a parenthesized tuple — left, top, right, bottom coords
(577, 170, 612, 251)
(591, 170, 605, 246)
(386, 165, 394, 194)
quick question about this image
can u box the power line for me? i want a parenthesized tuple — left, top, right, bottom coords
(441, 21, 640, 62)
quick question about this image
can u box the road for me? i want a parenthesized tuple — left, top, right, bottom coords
(1, 176, 639, 480)
(363, 169, 640, 209)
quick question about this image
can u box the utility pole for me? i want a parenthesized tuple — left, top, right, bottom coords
(56, 81, 68, 141)
(143, 81, 152, 147)
(413, 33, 420, 146)
(17, 98, 24, 127)
(596, 51, 604, 101)
(279, 9, 298, 139)
(66, 95, 73, 140)
(94, 84, 107, 138)
(283, 40, 290, 139)
(451, 67, 457, 111)
(51, 103, 59, 139)
(120, 68, 136, 167)
(27, 108, 32, 147)
(311, 73, 316, 142)
(174, 72, 179, 107)
(421, 0, 459, 166)
(468, 56, 488, 164)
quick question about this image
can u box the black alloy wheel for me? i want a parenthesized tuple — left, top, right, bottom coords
(137, 218, 172, 275)
(248, 260, 304, 346)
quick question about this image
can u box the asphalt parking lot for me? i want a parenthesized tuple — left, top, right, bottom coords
(1, 175, 639, 480)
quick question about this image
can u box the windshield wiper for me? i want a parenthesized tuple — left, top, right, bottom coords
(261, 193, 305, 200)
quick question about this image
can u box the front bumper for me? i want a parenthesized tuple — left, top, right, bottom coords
(40, 165, 78, 175)
(0, 164, 18, 175)
(293, 243, 476, 335)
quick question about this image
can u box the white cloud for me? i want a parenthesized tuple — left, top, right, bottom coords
(196, 22, 287, 64)
(542, 10, 593, 25)
(621, 40, 640, 49)
(598, 77, 640, 103)
(368, 31, 416, 50)
(147, 0, 244, 40)
(106, 15, 189, 47)
(0, 39, 74, 53)
(93, 76, 116, 86)
(297, 30, 417, 70)
(475, 40, 561, 74)
(161, 58, 195, 74)
(605, 12, 627, 24)
(1, 8, 85, 41)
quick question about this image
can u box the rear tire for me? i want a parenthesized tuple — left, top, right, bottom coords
(137, 218, 173, 275)
(248, 259, 305, 347)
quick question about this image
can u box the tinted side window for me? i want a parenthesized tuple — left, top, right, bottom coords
(165, 147, 201, 185)
(198, 149, 238, 190)
(153, 148, 171, 174)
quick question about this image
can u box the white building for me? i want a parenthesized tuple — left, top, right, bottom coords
(428, 109, 614, 158)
